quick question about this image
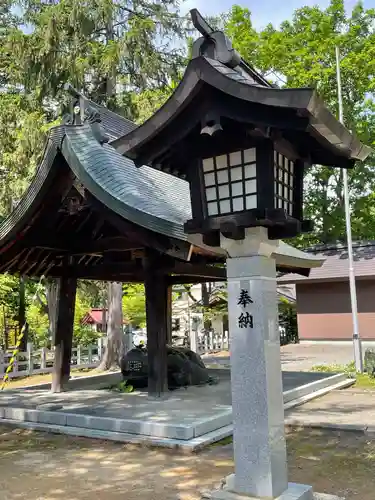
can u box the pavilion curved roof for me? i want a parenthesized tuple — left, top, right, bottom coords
(62, 123, 192, 242)
(0, 97, 324, 278)
(0, 108, 193, 254)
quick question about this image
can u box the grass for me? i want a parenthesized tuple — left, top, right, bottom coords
(311, 361, 375, 389)
(210, 435, 233, 447)
(107, 380, 134, 393)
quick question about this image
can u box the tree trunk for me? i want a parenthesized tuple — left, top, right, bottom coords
(202, 283, 211, 330)
(96, 11, 124, 371)
(46, 279, 59, 346)
(98, 281, 124, 370)
(101, 285, 107, 333)
(18, 276, 28, 352)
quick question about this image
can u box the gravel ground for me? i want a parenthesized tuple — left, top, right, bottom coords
(0, 426, 374, 500)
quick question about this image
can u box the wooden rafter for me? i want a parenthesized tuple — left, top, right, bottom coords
(170, 262, 226, 279)
(167, 275, 224, 284)
(28, 235, 143, 254)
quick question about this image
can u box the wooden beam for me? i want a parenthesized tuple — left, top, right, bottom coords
(190, 244, 221, 259)
(0, 249, 25, 273)
(51, 277, 77, 393)
(167, 276, 224, 285)
(45, 261, 144, 279)
(170, 262, 226, 279)
(29, 236, 142, 254)
(88, 194, 171, 252)
(19, 259, 227, 282)
(144, 250, 168, 397)
(42, 261, 225, 280)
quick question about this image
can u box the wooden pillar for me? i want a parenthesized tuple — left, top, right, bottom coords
(166, 285, 172, 345)
(51, 277, 77, 393)
(144, 251, 168, 397)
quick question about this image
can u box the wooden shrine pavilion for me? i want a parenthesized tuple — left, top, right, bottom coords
(0, 9, 364, 396)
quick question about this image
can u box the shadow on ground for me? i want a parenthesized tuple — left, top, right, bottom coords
(1, 425, 375, 499)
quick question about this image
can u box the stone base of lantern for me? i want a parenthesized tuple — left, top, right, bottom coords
(202, 474, 313, 500)
(201, 475, 344, 500)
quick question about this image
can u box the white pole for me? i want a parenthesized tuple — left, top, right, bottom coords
(335, 46, 363, 372)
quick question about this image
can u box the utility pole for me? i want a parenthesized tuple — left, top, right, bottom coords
(335, 46, 363, 372)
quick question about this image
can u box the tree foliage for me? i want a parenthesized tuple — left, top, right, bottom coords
(0, 94, 52, 218)
(2, 0, 375, 356)
(1, 0, 185, 214)
(6, 0, 185, 109)
(122, 283, 146, 327)
(224, 0, 375, 244)
(26, 278, 97, 347)
(0, 0, 185, 356)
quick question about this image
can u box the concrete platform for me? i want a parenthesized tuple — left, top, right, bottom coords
(0, 369, 353, 450)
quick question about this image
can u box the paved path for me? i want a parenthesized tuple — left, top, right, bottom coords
(203, 342, 375, 371)
(202, 344, 375, 432)
(285, 388, 375, 431)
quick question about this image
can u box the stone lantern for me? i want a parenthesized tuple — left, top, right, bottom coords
(113, 9, 371, 500)
(183, 144, 310, 243)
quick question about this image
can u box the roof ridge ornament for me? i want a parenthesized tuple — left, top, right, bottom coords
(63, 84, 109, 145)
(190, 8, 241, 69)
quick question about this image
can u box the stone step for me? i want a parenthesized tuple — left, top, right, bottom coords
(283, 373, 352, 405)
(0, 373, 351, 443)
(0, 405, 233, 441)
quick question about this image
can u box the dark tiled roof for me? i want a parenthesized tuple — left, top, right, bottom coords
(278, 241, 375, 283)
(63, 124, 192, 241)
(88, 102, 136, 140)
(205, 58, 266, 87)
(0, 136, 59, 241)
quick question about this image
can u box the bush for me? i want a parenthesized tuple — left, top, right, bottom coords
(364, 349, 375, 377)
(73, 325, 101, 347)
(278, 297, 298, 345)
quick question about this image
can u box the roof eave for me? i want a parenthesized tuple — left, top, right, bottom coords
(111, 57, 316, 159)
(111, 58, 203, 156)
(112, 56, 372, 166)
(188, 235, 325, 275)
(305, 92, 372, 163)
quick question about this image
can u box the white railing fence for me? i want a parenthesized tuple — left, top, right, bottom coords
(197, 330, 230, 355)
(0, 331, 231, 380)
(0, 342, 102, 380)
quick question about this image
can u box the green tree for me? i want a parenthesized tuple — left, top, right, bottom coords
(0, 93, 51, 218)
(27, 280, 98, 347)
(0, 274, 19, 347)
(224, 1, 375, 244)
(0, 0, 19, 87)
(26, 301, 49, 348)
(1, 0, 186, 365)
(73, 287, 100, 346)
(130, 86, 173, 124)
(7, 0, 185, 112)
(122, 283, 146, 327)
(1, 0, 186, 216)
